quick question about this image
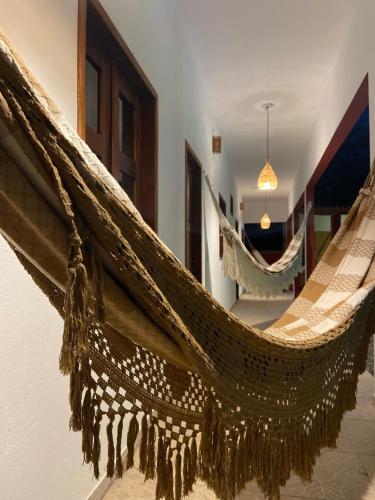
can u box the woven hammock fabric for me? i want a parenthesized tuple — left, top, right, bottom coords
(205, 175, 311, 296)
(1, 31, 375, 500)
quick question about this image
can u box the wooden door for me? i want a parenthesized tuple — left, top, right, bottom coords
(185, 144, 202, 282)
(81, 0, 158, 230)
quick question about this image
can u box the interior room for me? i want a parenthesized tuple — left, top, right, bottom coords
(1, 1, 375, 499)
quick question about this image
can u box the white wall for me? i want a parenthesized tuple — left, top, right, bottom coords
(101, 0, 239, 308)
(0, 1, 239, 499)
(0, 242, 99, 500)
(0, 2, 99, 499)
(242, 197, 289, 224)
(291, 0, 375, 210)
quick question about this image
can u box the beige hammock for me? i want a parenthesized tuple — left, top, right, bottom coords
(1, 30, 375, 500)
(205, 175, 311, 296)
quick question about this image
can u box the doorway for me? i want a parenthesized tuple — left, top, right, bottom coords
(185, 142, 202, 283)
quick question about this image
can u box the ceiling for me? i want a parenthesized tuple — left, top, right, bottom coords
(180, 0, 357, 201)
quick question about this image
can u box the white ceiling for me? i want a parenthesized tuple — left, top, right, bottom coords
(180, 0, 357, 201)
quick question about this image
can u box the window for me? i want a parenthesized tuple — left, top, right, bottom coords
(79, 0, 158, 230)
(219, 194, 226, 259)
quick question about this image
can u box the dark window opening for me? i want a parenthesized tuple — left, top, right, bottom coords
(185, 143, 202, 283)
(313, 107, 370, 265)
(219, 194, 227, 259)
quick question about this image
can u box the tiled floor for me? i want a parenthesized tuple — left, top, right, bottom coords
(104, 293, 375, 500)
(231, 292, 293, 328)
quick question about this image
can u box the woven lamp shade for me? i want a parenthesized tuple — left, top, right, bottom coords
(257, 160, 278, 190)
(260, 211, 271, 230)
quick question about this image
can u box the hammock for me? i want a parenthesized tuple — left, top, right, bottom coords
(1, 31, 375, 500)
(205, 174, 311, 296)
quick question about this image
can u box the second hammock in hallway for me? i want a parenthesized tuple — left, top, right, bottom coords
(205, 174, 311, 296)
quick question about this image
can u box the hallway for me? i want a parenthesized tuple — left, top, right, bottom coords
(103, 294, 375, 500)
(2, 2, 375, 500)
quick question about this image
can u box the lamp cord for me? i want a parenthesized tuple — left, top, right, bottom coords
(266, 105, 269, 161)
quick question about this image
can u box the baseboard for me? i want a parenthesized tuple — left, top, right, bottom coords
(86, 433, 142, 500)
(86, 473, 115, 500)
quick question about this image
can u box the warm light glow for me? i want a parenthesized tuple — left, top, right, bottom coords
(260, 211, 271, 229)
(257, 160, 278, 191)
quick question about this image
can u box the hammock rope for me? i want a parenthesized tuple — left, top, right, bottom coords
(1, 30, 375, 500)
(204, 174, 311, 296)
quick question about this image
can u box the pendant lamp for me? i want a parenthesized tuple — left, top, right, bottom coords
(257, 103, 278, 191)
(260, 193, 271, 230)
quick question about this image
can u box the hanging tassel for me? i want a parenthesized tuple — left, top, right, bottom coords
(59, 236, 88, 375)
(106, 413, 115, 477)
(81, 387, 95, 464)
(139, 413, 149, 474)
(145, 422, 156, 480)
(92, 410, 103, 479)
(166, 447, 174, 500)
(116, 413, 125, 477)
(175, 444, 182, 500)
(191, 436, 198, 484)
(126, 411, 139, 470)
(183, 441, 193, 496)
(156, 435, 167, 499)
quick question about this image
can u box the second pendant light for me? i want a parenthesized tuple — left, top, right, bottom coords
(258, 103, 278, 229)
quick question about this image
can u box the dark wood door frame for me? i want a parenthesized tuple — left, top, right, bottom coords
(235, 219, 239, 300)
(185, 141, 202, 283)
(286, 75, 369, 278)
(293, 193, 305, 297)
(305, 74, 369, 277)
(77, 0, 159, 231)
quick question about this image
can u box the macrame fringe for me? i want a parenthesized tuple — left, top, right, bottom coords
(62, 300, 374, 500)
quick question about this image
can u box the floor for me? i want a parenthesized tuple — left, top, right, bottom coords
(104, 293, 375, 500)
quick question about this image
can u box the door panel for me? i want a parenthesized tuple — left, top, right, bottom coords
(85, 34, 111, 167)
